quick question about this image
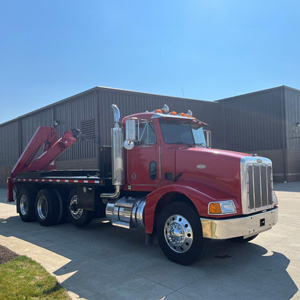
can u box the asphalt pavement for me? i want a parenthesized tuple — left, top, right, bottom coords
(0, 183, 299, 300)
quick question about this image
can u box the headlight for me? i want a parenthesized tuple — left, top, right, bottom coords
(208, 200, 237, 215)
(273, 192, 278, 206)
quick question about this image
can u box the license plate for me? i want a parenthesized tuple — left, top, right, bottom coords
(260, 218, 265, 227)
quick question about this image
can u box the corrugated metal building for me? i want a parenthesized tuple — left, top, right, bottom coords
(0, 87, 223, 187)
(0, 85, 299, 187)
(218, 86, 300, 182)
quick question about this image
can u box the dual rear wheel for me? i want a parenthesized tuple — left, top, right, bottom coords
(17, 188, 94, 227)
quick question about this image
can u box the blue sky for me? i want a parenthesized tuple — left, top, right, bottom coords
(0, 0, 299, 123)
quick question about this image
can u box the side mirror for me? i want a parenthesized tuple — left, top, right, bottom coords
(124, 119, 136, 150)
(204, 130, 212, 148)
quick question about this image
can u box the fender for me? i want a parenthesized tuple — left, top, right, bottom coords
(144, 180, 240, 234)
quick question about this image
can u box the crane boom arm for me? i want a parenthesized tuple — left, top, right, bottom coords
(7, 126, 80, 202)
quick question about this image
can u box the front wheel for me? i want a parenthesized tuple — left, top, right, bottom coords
(157, 202, 210, 265)
(68, 189, 94, 227)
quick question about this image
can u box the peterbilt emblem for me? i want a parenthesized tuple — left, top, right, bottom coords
(197, 164, 206, 170)
(257, 159, 262, 163)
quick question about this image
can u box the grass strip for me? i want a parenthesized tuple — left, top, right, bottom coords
(0, 255, 70, 300)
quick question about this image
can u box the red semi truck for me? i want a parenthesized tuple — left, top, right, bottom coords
(7, 104, 278, 265)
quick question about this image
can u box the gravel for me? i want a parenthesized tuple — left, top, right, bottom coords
(0, 245, 18, 265)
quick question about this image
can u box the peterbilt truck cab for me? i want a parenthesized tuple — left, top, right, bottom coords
(114, 104, 278, 264)
(9, 104, 278, 265)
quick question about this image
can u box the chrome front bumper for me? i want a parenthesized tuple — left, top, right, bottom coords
(200, 207, 278, 240)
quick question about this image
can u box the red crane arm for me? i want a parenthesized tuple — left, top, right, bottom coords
(11, 126, 58, 178)
(11, 126, 79, 178)
(7, 126, 79, 202)
(25, 129, 78, 173)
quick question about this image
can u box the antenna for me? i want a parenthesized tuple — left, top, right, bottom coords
(181, 86, 185, 98)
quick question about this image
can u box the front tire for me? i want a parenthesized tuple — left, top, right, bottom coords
(68, 189, 94, 227)
(157, 202, 210, 265)
(17, 189, 36, 222)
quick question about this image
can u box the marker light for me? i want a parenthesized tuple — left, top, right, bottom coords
(179, 112, 190, 117)
(153, 105, 169, 114)
(162, 104, 169, 114)
(208, 200, 237, 215)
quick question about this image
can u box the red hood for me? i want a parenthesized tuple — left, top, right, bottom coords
(176, 147, 251, 200)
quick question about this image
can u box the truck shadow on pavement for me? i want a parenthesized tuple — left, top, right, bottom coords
(0, 215, 298, 300)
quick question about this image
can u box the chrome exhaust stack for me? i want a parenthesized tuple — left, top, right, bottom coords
(101, 104, 124, 199)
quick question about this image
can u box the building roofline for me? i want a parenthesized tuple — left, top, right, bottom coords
(0, 87, 99, 127)
(1, 84, 298, 127)
(0, 86, 215, 127)
(216, 85, 300, 103)
(282, 85, 300, 93)
(95, 86, 211, 103)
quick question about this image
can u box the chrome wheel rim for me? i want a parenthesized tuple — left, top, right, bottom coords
(37, 196, 48, 220)
(20, 195, 28, 216)
(69, 195, 83, 220)
(164, 214, 193, 253)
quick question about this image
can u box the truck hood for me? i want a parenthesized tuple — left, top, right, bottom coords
(176, 147, 251, 200)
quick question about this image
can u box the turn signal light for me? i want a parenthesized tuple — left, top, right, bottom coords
(155, 109, 162, 113)
(208, 203, 222, 214)
(169, 111, 177, 115)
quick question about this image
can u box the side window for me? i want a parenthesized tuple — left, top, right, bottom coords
(136, 122, 156, 145)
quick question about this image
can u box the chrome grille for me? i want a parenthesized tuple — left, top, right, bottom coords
(247, 164, 273, 210)
(241, 157, 274, 214)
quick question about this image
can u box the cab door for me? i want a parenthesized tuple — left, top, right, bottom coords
(126, 121, 161, 191)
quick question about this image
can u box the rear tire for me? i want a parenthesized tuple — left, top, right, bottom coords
(17, 189, 36, 222)
(35, 189, 60, 226)
(157, 202, 210, 265)
(53, 189, 69, 224)
(68, 189, 94, 227)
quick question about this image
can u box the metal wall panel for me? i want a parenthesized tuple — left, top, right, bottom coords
(219, 87, 284, 152)
(284, 87, 300, 150)
(97, 88, 224, 149)
(54, 91, 97, 161)
(21, 109, 53, 150)
(286, 149, 300, 182)
(0, 121, 19, 165)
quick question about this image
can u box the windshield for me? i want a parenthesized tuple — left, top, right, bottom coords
(160, 120, 206, 146)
